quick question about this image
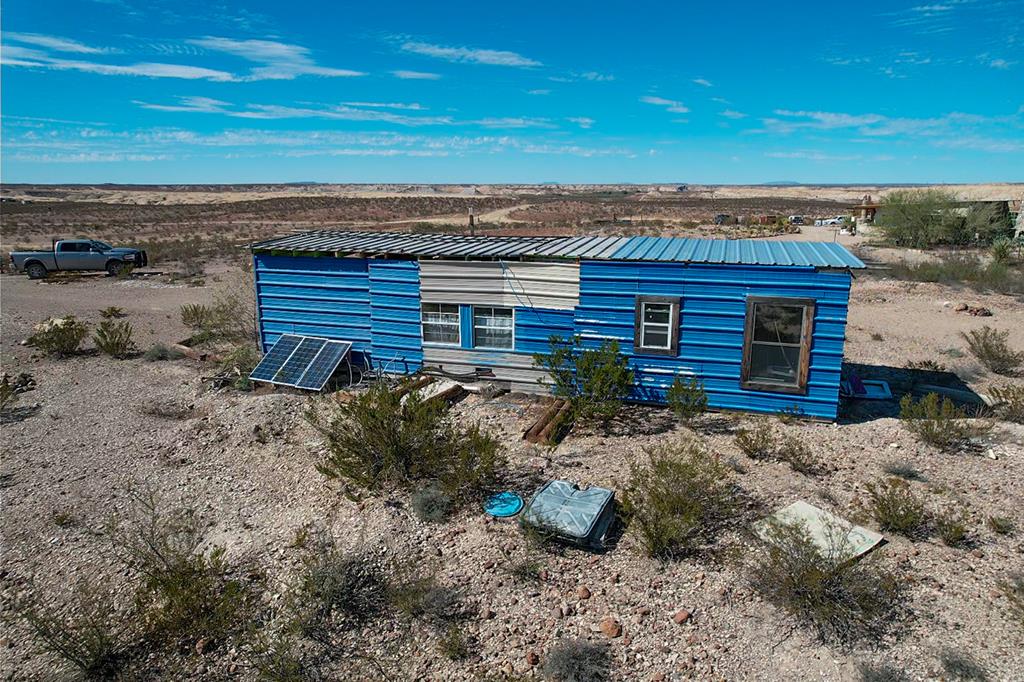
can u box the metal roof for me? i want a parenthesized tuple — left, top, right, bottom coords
(251, 230, 865, 269)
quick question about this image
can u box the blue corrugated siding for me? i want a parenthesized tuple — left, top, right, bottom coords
(515, 307, 574, 355)
(254, 255, 372, 364)
(368, 260, 423, 373)
(576, 260, 850, 419)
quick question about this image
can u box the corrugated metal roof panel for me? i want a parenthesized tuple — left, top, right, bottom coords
(251, 231, 864, 269)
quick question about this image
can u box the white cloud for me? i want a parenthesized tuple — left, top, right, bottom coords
(720, 110, 746, 119)
(391, 69, 441, 79)
(526, 89, 551, 95)
(186, 36, 365, 80)
(640, 95, 689, 114)
(1, 43, 235, 81)
(134, 96, 230, 112)
(400, 41, 541, 67)
(578, 71, 613, 82)
(471, 117, 555, 129)
(988, 58, 1014, 69)
(692, 78, 712, 87)
(567, 117, 595, 129)
(4, 32, 115, 54)
(341, 101, 426, 111)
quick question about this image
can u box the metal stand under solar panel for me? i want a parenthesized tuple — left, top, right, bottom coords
(250, 334, 354, 391)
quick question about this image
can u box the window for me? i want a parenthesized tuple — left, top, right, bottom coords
(741, 296, 815, 394)
(634, 296, 679, 356)
(472, 306, 514, 349)
(421, 303, 460, 345)
(58, 241, 88, 252)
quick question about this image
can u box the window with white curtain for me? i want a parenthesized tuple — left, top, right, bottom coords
(421, 303, 460, 345)
(472, 306, 514, 349)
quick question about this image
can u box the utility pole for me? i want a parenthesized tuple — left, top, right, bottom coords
(468, 206, 475, 236)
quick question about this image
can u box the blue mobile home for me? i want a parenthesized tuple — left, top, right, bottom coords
(250, 231, 865, 420)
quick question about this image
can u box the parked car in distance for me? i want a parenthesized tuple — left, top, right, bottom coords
(814, 216, 850, 226)
(788, 215, 805, 225)
(713, 213, 737, 225)
(9, 239, 148, 279)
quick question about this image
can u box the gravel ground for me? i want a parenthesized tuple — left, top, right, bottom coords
(1, 267, 1022, 681)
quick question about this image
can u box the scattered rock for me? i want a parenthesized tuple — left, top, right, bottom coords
(526, 650, 540, 666)
(481, 607, 496, 620)
(673, 609, 692, 625)
(577, 585, 592, 600)
(599, 616, 622, 638)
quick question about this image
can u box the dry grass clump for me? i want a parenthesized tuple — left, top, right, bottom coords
(750, 520, 905, 646)
(27, 316, 89, 357)
(143, 343, 184, 362)
(898, 393, 977, 451)
(411, 485, 454, 523)
(989, 383, 1024, 424)
(985, 515, 1015, 536)
(307, 383, 502, 502)
(93, 320, 136, 359)
(540, 638, 611, 681)
(735, 419, 823, 474)
(621, 436, 738, 559)
(863, 478, 930, 539)
(294, 551, 390, 632)
(734, 418, 777, 459)
(934, 507, 971, 547)
(962, 326, 1022, 376)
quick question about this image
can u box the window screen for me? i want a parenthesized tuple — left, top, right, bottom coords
(472, 306, 513, 349)
(741, 297, 814, 393)
(421, 303, 460, 345)
(634, 296, 679, 356)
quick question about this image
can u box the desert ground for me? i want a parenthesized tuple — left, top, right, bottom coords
(1, 184, 1022, 681)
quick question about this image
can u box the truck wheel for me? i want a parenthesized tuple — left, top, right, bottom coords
(26, 262, 48, 279)
(106, 260, 125, 277)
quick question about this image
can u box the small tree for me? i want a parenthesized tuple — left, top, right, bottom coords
(876, 189, 965, 247)
(533, 336, 634, 425)
(666, 376, 708, 423)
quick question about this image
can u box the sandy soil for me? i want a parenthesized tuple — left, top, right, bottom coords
(1, 258, 1022, 680)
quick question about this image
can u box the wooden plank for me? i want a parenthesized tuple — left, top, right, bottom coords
(524, 399, 565, 443)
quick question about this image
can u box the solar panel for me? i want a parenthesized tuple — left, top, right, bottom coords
(250, 334, 302, 382)
(296, 341, 352, 390)
(249, 334, 352, 391)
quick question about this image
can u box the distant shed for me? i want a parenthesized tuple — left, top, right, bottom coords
(250, 231, 865, 420)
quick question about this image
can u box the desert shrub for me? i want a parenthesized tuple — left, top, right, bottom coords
(935, 507, 971, 547)
(180, 303, 213, 331)
(534, 336, 635, 425)
(965, 201, 1015, 243)
(990, 237, 1013, 265)
(666, 376, 707, 423)
(886, 254, 1024, 295)
(307, 383, 502, 499)
(247, 631, 319, 682)
(1000, 573, 1024, 627)
(904, 359, 946, 372)
(962, 326, 1021, 375)
(295, 551, 389, 632)
(93, 320, 136, 359)
(939, 650, 989, 681)
(438, 625, 469, 660)
(989, 384, 1024, 423)
(27, 316, 89, 357)
(389, 572, 462, 625)
(882, 461, 926, 482)
(99, 306, 127, 319)
(180, 276, 257, 345)
(986, 516, 1015, 535)
(411, 485, 454, 523)
(856, 662, 912, 682)
(540, 638, 611, 681)
(734, 418, 777, 459)
(218, 344, 261, 390)
(111, 493, 257, 649)
(899, 393, 973, 450)
(749, 520, 904, 646)
(621, 437, 737, 559)
(863, 478, 929, 539)
(143, 343, 184, 362)
(8, 580, 133, 679)
(876, 188, 966, 247)
(776, 434, 821, 475)
(0, 376, 18, 412)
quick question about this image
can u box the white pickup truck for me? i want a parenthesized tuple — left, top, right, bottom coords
(9, 239, 148, 279)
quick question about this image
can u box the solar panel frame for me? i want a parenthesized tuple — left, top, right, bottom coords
(249, 334, 303, 382)
(295, 341, 352, 390)
(273, 337, 327, 386)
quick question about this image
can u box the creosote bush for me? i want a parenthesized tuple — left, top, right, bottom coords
(734, 418, 777, 460)
(540, 638, 611, 681)
(962, 326, 1022, 376)
(27, 316, 89, 357)
(621, 436, 737, 559)
(294, 551, 389, 632)
(749, 520, 904, 646)
(863, 478, 929, 539)
(218, 344, 261, 391)
(93, 320, 136, 359)
(307, 382, 502, 502)
(899, 393, 974, 451)
(534, 336, 635, 425)
(989, 383, 1024, 424)
(666, 376, 707, 423)
(776, 434, 821, 475)
(934, 506, 971, 547)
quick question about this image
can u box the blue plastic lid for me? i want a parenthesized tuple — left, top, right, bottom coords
(485, 491, 523, 518)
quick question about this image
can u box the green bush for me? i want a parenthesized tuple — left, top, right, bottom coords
(621, 437, 737, 559)
(886, 254, 1024, 295)
(0, 376, 18, 412)
(876, 189, 966, 247)
(534, 336, 635, 425)
(389, 570, 462, 625)
(307, 383, 502, 499)
(899, 393, 973, 450)
(776, 434, 821, 475)
(986, 515, 1015, 535)
(989, 383, 1024, 423)
(863, 478, 929, 539)
(218, 344, 261, 390)
(734, 418, 777, 460)
(180, 275, 256, 345)
(93, 320, 136, 359)
(990, 237, 1014, 265)
(750, 520, 904, 645)
(437, 625, 469, 660)
(295, 551, 389, 632)
(180, 303, 213, 331)
(143, 343, 185, 362)
(935, 506, 971, 547)
(8, 580, 132, 679)
(28, 316, 89, 357)
(540, 638, 611, 681)
(666, 376, 708, 423)
(962, 326, 1022, 376)
(99, 306, 127, 319)
(411, 485, 454, 523)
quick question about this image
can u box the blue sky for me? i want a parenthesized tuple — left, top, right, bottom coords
(2, 0, 1022, 184)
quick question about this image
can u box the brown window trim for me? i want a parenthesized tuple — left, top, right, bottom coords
(740, 296, 815, 395)
(634, 295, 680, 357)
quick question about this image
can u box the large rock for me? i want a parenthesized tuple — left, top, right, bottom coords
(600, 616, 622, 638)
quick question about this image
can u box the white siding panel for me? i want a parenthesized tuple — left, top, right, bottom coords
(419, 260, 579, 310)
(421, 346, 554, 394)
